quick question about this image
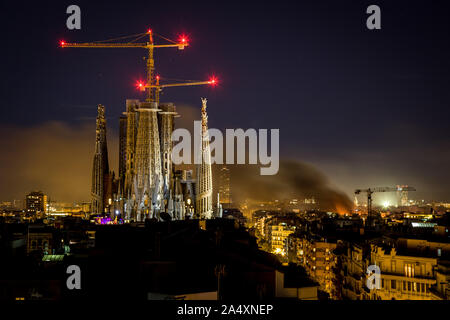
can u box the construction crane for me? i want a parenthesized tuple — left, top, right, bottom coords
(60, 29, 217, 104)
(355, 186, 416, 217)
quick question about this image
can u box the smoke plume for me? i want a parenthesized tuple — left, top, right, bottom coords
(228, 161, 353, 214)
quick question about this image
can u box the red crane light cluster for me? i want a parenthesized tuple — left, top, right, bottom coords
(60, 29, 219, 97)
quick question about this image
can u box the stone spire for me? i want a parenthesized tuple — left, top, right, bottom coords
(195, 98, 213, 219)
(91, 104, 109, 214)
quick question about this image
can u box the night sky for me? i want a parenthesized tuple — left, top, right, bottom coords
(0, 0, 449, 203)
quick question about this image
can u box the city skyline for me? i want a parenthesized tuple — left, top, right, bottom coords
(1, 1, 450, 203)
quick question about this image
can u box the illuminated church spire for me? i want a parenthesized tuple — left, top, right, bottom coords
(91, 104, 109, 214)
(195, 98, 213, 219)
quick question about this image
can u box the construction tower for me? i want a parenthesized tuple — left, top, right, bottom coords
(158, 103, 179, 198)
(195, 98, 213, 219)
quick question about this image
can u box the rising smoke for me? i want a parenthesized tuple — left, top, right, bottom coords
(228, 161, 353, 214)
(175, 105, 353, 214)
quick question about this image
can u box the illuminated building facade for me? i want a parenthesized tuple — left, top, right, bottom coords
(296, 236, 336, 295)
(336, 243, 367, 300)
(332, 238, 449, 300)
(25, 191, 47, 214)
(269, 223, 294, 256)
(367, 245, 439, 300)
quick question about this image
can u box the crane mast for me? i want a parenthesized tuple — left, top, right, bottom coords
(355, 186, 416, 222)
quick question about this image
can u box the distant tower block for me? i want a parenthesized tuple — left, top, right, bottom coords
(397, 185, 410, 207)
(91, 104, 110, 214)
(134, 101, 163, 221)
(218, 165, 232, 206)
(158, 103, 179, 197)
(195, 98, 213, 219)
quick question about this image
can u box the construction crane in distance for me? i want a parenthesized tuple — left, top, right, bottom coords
(60, 29, 217, 104)
(355, 186, 416, 217)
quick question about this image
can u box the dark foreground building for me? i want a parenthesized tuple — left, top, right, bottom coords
(0, 218, 318, 301)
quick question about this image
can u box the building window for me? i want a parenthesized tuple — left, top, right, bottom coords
(403, 281, 406, 291)
(408, 282, 411, 291)
(421, 283, 425, 293)
(391, 261, 396, 273)
(391, 280, 396, 290)
(404, 264, 414, 277)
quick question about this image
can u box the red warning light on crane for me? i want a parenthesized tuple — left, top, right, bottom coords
(208, 77, 218, 86)
(179, 35, 188, 44)
(60, 41, 66, 47)
(136, 81, 146, 91)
